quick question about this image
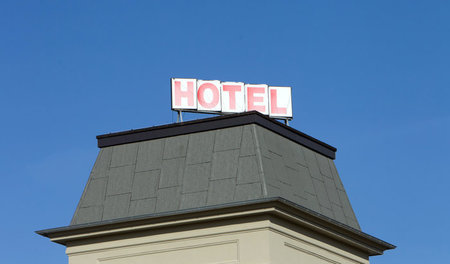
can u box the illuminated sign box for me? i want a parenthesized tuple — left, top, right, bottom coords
(171, 78, 292, 118)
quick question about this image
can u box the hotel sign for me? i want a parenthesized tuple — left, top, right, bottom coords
(171, 78, 292, 118)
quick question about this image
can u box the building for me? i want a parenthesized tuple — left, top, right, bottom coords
(37, 111, 394, 263)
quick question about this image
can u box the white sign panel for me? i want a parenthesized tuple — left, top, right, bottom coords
(269, 86, 292, 118)
(245, 84, 269, 115)
(171, 78, 293, 119)
(171, 78, 197, 109)
(221, 82, 245, 113)
(197, 80, 221, 111)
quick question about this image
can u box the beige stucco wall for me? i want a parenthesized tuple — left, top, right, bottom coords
(65, 217, 369, 264)
(268, 219, 368, 264)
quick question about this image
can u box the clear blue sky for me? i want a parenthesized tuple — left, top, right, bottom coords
(1, 1, 449, 263)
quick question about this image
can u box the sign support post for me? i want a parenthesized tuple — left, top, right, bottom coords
(177, 110, 183, 123)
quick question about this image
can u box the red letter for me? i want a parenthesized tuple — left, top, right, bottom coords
(222, 84, 241, 110)
(197, 82, 220, 109)
(270, 89, 287, 115)
(247, 87, 266, 113)
(174, 80, 194, 107)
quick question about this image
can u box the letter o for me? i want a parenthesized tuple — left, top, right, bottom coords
(197, 82, 220, 109)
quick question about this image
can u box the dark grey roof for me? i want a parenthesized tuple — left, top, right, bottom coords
(71, 112, 360, 230)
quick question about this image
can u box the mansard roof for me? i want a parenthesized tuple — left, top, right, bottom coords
(71, 112, 360, 230)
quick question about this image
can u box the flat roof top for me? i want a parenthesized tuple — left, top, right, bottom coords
(97, 111, 337, 159)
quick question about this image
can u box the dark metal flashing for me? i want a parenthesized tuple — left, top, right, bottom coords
(36, 197, 394, 255)
(96, 111, 337, 159)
